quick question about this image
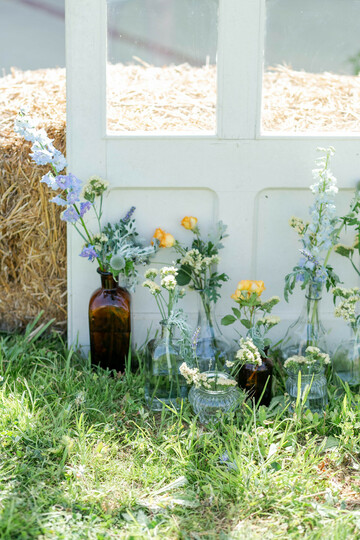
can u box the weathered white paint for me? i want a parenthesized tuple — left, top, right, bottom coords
(66, 0, 360, 352)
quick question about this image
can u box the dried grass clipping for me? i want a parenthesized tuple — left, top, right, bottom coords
(1, 63, 360, 331)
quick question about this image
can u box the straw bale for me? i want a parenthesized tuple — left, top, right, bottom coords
(1, 63, 360, 331)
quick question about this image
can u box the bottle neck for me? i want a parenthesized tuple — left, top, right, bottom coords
(98, 269, 117, 290)
(196, 290, 215, 327)
(160, 320, 175, 339)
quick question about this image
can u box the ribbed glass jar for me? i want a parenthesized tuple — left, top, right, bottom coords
(188, 371, 241, 424)
(145, 320, 188, 411)
(285, 364, 328, 414)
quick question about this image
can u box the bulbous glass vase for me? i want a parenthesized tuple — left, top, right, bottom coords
(332, 325, 360, 387)
(145, 320, 188, 411)
(280, 282, 328, 362)
(194, 290, 232, 372)
(89, 269, 131, 372)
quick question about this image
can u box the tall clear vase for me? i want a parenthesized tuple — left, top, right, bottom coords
(332, 325, 360, 387)
(145, 320, 188, 411)
(194, 290, 232, 372)
(280, 282, 328, 362)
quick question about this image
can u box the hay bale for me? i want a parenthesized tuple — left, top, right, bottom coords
(1, 63, 360, 332)
(0, 68, 67, 332)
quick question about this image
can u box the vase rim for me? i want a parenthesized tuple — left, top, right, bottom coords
(97, 267, 112, 277)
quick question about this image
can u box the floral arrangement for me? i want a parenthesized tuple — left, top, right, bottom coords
(221, 280, 280, 356)
(333, 183, 360, 278)
(15, 109, 156, 289)
(174, 216, 229, 303)
(142, 266, 186, 323)
(179, 363, 237, 390)
(284, 147, 340, 300)
(333, 286, 360, 330)
(284, 346, 331, 371)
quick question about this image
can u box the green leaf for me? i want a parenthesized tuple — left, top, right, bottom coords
(240, 319, 252, 330)
(221, 315, 237, 326)
(231, 307, 241, 318)
(176, 265, 191, 286)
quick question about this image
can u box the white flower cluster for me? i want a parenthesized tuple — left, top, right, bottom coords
(180, 249, 220, 275)
(333, 287, 360, 324)
(161, 275, 177, 291)
(180, 362, 211, 388)
(215, 376, 237, 387)
(289, 216, 306, 236)
(145, 268, 158, 280)
(160, 266, 178, 277)
(284, 346, 330, 370)
(142, 280, 161, 295)
(235, 338, 262, 367)
(257, 315, 281, 328)
(82, 176, 109, 200)
(92, 233, 109, 249)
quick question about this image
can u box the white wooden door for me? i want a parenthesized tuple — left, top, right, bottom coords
(66, 0, 360, 351)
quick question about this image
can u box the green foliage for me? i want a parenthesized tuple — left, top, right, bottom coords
(0, 323, 360, 538)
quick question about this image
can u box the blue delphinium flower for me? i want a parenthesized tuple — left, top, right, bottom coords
(50, 195, 67, 207)
(79, 245, 98, 261)
(61, 206, 79, 223)
(79, 201, 92, 218)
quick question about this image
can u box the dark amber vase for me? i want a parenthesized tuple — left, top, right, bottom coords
(237, 356, 273, 406)
(89, 269, 131, 372)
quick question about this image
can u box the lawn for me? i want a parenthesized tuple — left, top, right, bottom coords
(0, 320, 360, 539)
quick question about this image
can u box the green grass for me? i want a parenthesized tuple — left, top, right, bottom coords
(0, 322, 360, 539)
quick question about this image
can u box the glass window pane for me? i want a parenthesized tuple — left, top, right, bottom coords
(262, 0, 360, 134)
(107, 0, 218, 134)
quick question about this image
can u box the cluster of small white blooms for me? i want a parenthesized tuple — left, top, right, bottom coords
(160, 266, 178, 278)
(284, 355, 307, 369)
(142, 279, 161, 295)
(82, 176, 109, 199)
(289, 216, 306, 235)
(216, 377, 237, 387)
(257, 315, 281, 328)
(145, 268, 158, 280)
(92, 233, 108, 249)
(305, 346, 331, 365)
(235, 338, 262, 367)
(225, 360, 235, 368)
(161, 275, 177, 291)
(179, 363, 211, 388)
(333, 287, 360, 323)
(180, 250, 219, 275)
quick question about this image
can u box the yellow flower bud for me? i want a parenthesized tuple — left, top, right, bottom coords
(152, 228, 175, 248)
(181, 216, 198, 230)
(234, 280, 266, 298)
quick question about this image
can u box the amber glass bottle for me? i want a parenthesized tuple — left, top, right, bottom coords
(237, 356, 273, 407)
(89, 269, 131, 372)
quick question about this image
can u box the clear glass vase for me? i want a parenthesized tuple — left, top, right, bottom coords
(332, 325, 360, 387)
(145, 320, 188, 411)
(280, 281, 328, 362)
(285, 364, 328, 414)
(188, 371, 241, 424)
(194, 290, 232, 372)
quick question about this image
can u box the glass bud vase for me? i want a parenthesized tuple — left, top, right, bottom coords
(285, 364, 328, 414)
(195, 290, 232, 372)
(332, 325, 360, 387)
(280, 282, 328, 362)
(145, 320, 188, 411)
(188, 372, 241, 424)
(237, 356, 273, 406)
(89, 269, 131, 372)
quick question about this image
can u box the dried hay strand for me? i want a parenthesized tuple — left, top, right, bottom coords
(0, 68, 66, 332)
(1, 63, 360, 331)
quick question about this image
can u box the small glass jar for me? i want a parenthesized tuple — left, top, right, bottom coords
(285, 364, 328, 414)
(145, 320, 188, 411)
(188, 371, 241, 424)
(237, 356, 273, 406)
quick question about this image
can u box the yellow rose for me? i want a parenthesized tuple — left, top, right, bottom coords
(234, 280, 266, 298)
(152, 228, 175, 248)
(181, 216, 198, 230)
